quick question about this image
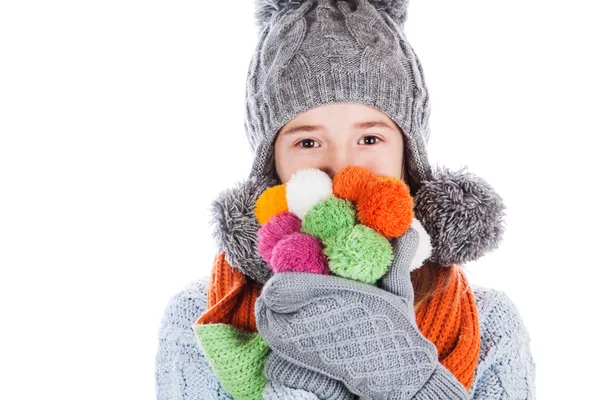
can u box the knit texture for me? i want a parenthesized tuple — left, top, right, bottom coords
(263, 354, 354, 400)
(416, 264, 480, 390)
(193, 323, 270, 400)
(245, 0, 433, 197)
(156, 276, 535, 399)
(263, 382, 320, 400)
(194, 253, 261, 332)
(191, 250, 479, 397)
(255, 272, 467, 399)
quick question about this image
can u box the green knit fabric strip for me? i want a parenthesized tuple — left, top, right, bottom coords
(193, 323, 271, 400)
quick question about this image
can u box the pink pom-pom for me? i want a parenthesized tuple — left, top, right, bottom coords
(270, 232, 329, 274)
(257, 211, 302, 265)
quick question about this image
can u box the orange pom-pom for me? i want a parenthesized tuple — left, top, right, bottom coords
(332, 166, 376, 202)
(376, 176, 400, 183)
(357, 178, 413, 239)
(255, 184, 288, 225)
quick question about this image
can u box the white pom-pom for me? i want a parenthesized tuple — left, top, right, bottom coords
(286, 168, 333, 219)
(409, 218, 432, 271)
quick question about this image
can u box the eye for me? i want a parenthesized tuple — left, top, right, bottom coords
(359, 135, 382, 145)
(295, 139, 321, 149)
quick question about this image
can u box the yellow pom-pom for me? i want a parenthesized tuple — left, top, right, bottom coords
(255, 184, 288, 225)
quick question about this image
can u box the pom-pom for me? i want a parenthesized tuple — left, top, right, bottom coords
(286, 168, 333, 219)
(301, 197, 356, 242)
(414, 166, 506, 266)
(257, 211, 302, 265)
(254, 0, 309, 30)
(255, 184, 288, 225)
(324, 225, 392, 284)
(332, 166, 376, 203)
(210, 174, 277, 284)
(270, 232, 329, 274)
(357, 178, 413, 239)
(409, 218, 432, 271)
(254, 1, 409, 32)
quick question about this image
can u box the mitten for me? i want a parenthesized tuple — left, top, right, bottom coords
(255, 229, 467, 399)
(263, 352, 355, 400)
(262, 381, 321, 400)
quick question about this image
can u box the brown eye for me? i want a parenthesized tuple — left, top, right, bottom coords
(359, 135, 381, 145)
(298, 139, 320, 148)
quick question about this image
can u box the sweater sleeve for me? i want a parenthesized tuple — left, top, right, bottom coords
(407, 287, 536, 400)
(467, 288, 537, 400)
(155, 277, 234, 400)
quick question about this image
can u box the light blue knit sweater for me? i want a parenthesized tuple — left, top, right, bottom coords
(155, 276, 536, 399)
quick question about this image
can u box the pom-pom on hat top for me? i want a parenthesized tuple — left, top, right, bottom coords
(254, 0, 410, 30)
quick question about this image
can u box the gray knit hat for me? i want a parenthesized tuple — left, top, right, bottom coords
(245, 0, 430, 195)
(209, 0, 507, 284)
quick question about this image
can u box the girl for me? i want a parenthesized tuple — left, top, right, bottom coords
(155, 1, 536, 399)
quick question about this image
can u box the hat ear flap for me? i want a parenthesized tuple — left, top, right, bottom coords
(413, 166, 506, 266)
(210, 175, 278, 283)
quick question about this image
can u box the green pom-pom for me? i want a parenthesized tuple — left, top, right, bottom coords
(325, 224, 393, 284)
(301, 196, 356, 242)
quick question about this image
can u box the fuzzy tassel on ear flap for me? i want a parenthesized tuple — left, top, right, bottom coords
(413, 166, 506, 267)
(210, 175, 278, 284)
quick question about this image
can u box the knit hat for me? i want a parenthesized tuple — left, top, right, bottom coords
(210, 0, 506, 285)
(245, 0, 430, 195)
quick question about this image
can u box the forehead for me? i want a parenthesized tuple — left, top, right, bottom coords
(280, 103, 400, 135)
(293, 102, 391, 121)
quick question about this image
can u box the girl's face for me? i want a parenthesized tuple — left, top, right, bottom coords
(274, 103, 405, 183)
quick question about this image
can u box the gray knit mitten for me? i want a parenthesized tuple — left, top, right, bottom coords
(255, 228, 468, 399)
(260, 229, 421, 399)
(263, 381, 321, 400)
(263, 352, 355, 400)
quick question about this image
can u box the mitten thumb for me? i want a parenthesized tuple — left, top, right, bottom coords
(377, 225, 419, 321)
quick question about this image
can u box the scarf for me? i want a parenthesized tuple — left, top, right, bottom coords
(196, 252, 481, 392)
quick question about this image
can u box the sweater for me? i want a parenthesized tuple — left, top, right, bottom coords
(155, 276, 536, 399)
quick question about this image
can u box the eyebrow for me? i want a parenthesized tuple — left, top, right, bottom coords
(280, 120, 395, 136)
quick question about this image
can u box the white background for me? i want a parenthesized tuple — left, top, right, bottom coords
(1, 1, 598, 398)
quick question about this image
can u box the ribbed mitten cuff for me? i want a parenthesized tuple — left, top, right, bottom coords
(413, 366, 468, 400)
(263, 381, 321, 400)
(264, 353, 354, 400)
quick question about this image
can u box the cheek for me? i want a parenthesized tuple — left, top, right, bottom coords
(356, 147, 404, 180)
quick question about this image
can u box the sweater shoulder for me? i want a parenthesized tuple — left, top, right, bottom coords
(471, 284, 533, 349)
(469, 284, 537, 399)
(159, 276, 210, 337)
(156, 276, 234, 399)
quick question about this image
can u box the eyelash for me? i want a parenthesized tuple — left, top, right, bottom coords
(358, 135, 382, 145)
(294, 135, 383, 148)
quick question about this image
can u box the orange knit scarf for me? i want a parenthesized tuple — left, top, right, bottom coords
(196, 252, 481, 391)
